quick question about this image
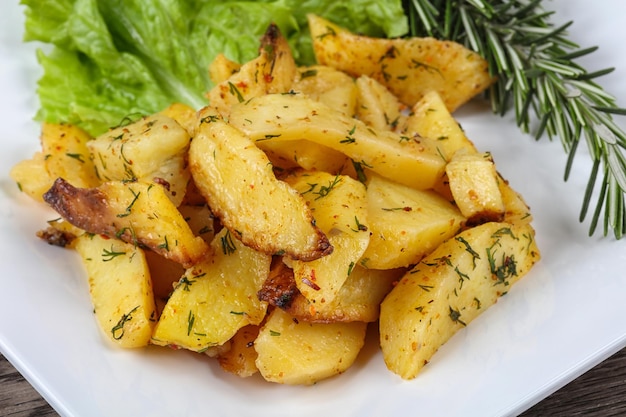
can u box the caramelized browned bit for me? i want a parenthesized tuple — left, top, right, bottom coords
(258, 259, 300, 309)
(36, 226, 76, 248)
(42, 177, 210, 268)
(42, 177, 117, 237)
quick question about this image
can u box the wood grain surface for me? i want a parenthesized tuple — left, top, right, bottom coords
(3, 348, 626, 416)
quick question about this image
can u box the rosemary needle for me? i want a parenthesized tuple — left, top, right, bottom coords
(404, 0, 626, 239)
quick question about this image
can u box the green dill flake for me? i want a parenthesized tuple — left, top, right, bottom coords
(347, 261, 355, 276)
(111, 306, 140, 340)
(65, 152, 85, 163)
(351, 216, 368, 233)
(220, 230, 237, 255)
(269, 329, 281, 336)
(454, 266, 470, 289)
(117, 187, 141, 218)
(340, 125, 357, 144)
(312, 175, 341, 200)
(228, 81, 245, 103)
(300, 69, 318, 78)
(157, 235, 170, 251)
(200, 114, 219, 124)
(177, 276, 196, 291)
(455, 236, 480, 268)
(449, 306, 466, 326)
(101, 245, 126, 262)
(187, 310, 195, 336)
(488, 248, 517, 286)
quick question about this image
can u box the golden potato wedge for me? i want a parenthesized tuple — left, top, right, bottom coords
(43, 178, 209, 268)
(10, 122, 99, 202)
(355, 75, 407, 132)
(284, 171, 370, 306)
(88, 114, 191, 206)
(380, 221, 540, 379)
(402, 90, 477, 160)
(10, 151, 52, 202)
(254, 308, 367, 385)
(206, 23, 297, 117)
(151, 228, 271, 352)
(74, 233, 157, 348)
(228, 93, 446, 190)
(159, 102, 197, 137)
(41, 122, 100, 189)
(308, 14, 493, 111)
(292, 65, 358, 116)
(208, 53, 242, 85)
(446, 150, 506, 225)
(498, 174, 533, 225)
(189, 110, 332, 261)
(361, 173, 466, 269)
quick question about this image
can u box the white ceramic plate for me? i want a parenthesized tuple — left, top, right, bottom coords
(2, 1, 626, 416)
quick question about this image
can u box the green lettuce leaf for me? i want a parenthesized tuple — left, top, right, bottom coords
(22, 0, 408, 136)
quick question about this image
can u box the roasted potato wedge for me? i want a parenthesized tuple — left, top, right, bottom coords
(206, 23, 297, 117)
(88, 114, 191, 206)
(189, 109, 332, 261)
(361, 173, 465, 269)
(10, 151, 52, 202)
(446, 150, 506, 225)
(254, 308, 367, 385)
(380, 221, 540, 379)
(402, 90, 477, 160)
(284, 171, 370, 306)
(151, 228, 271, 351)
(228, 93, 446, 190)
(43, 178, 209, 268)
(309, 14, 493, 111)
(74, 233, 157, 348)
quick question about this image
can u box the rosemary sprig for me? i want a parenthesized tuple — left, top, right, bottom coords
(404, 0, 626, 238)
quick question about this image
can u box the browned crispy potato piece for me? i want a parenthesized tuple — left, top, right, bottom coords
(380, 221, 540, 379)
(308, 14, 493, 111)
(206, 23, 297, 117)
(189, 109, 332, 261)
(43, 178, 209, 268)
